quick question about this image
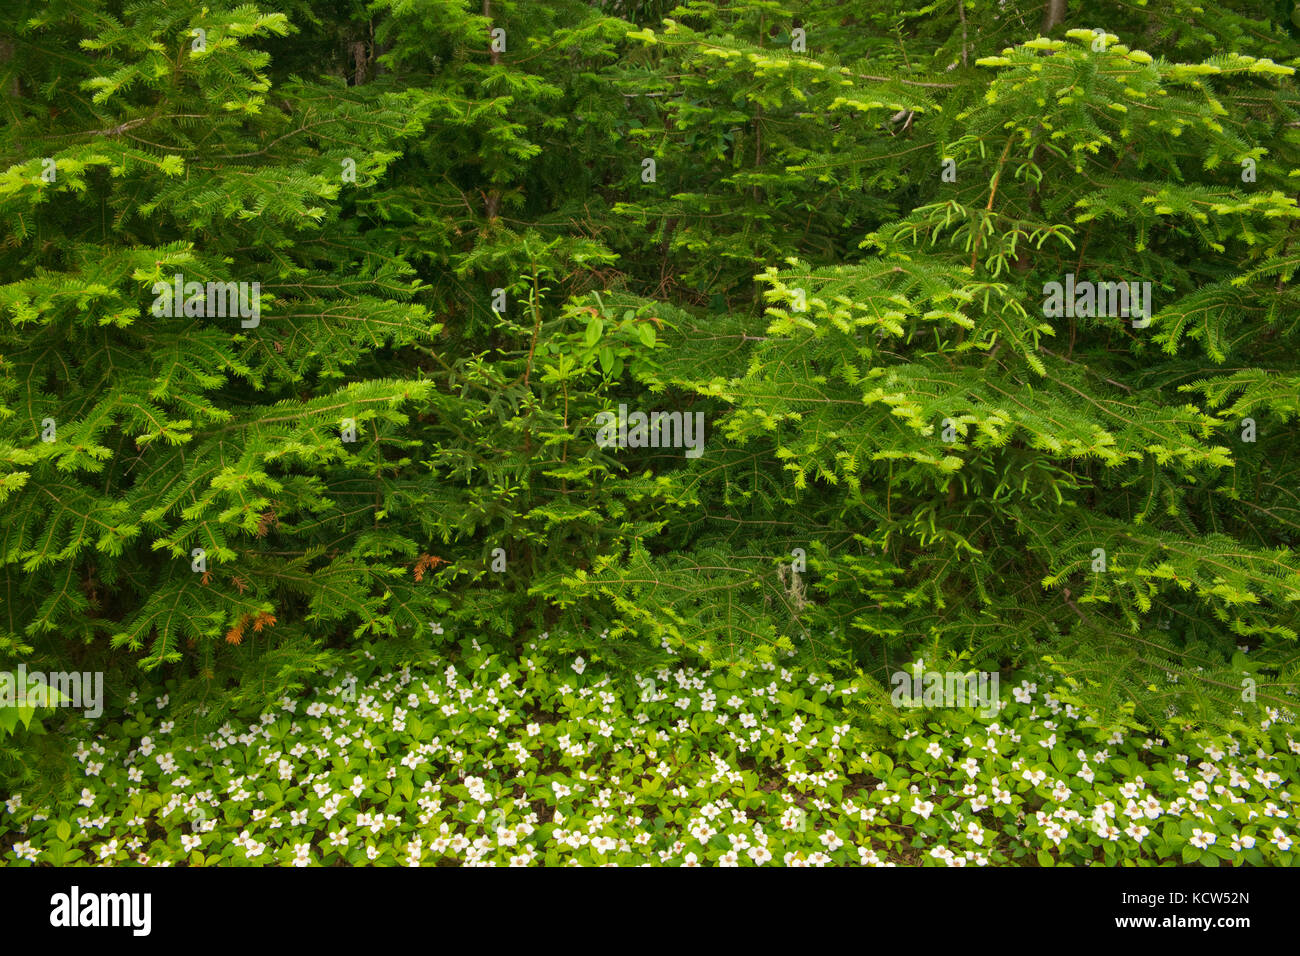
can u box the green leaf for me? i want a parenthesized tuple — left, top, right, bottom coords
(1050, 747, 1068, 772)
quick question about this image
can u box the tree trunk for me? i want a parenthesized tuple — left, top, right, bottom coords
(1042, 0, 1067, 33)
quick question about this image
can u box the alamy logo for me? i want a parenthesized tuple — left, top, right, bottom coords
(594, 404, 705, 459)
(151, 273, 260, 328)
(50, 886, 151, 936)
(1042, 273, 1151, 328)
(890, 667, 1000, 718)
(0, 664, 102, 719)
